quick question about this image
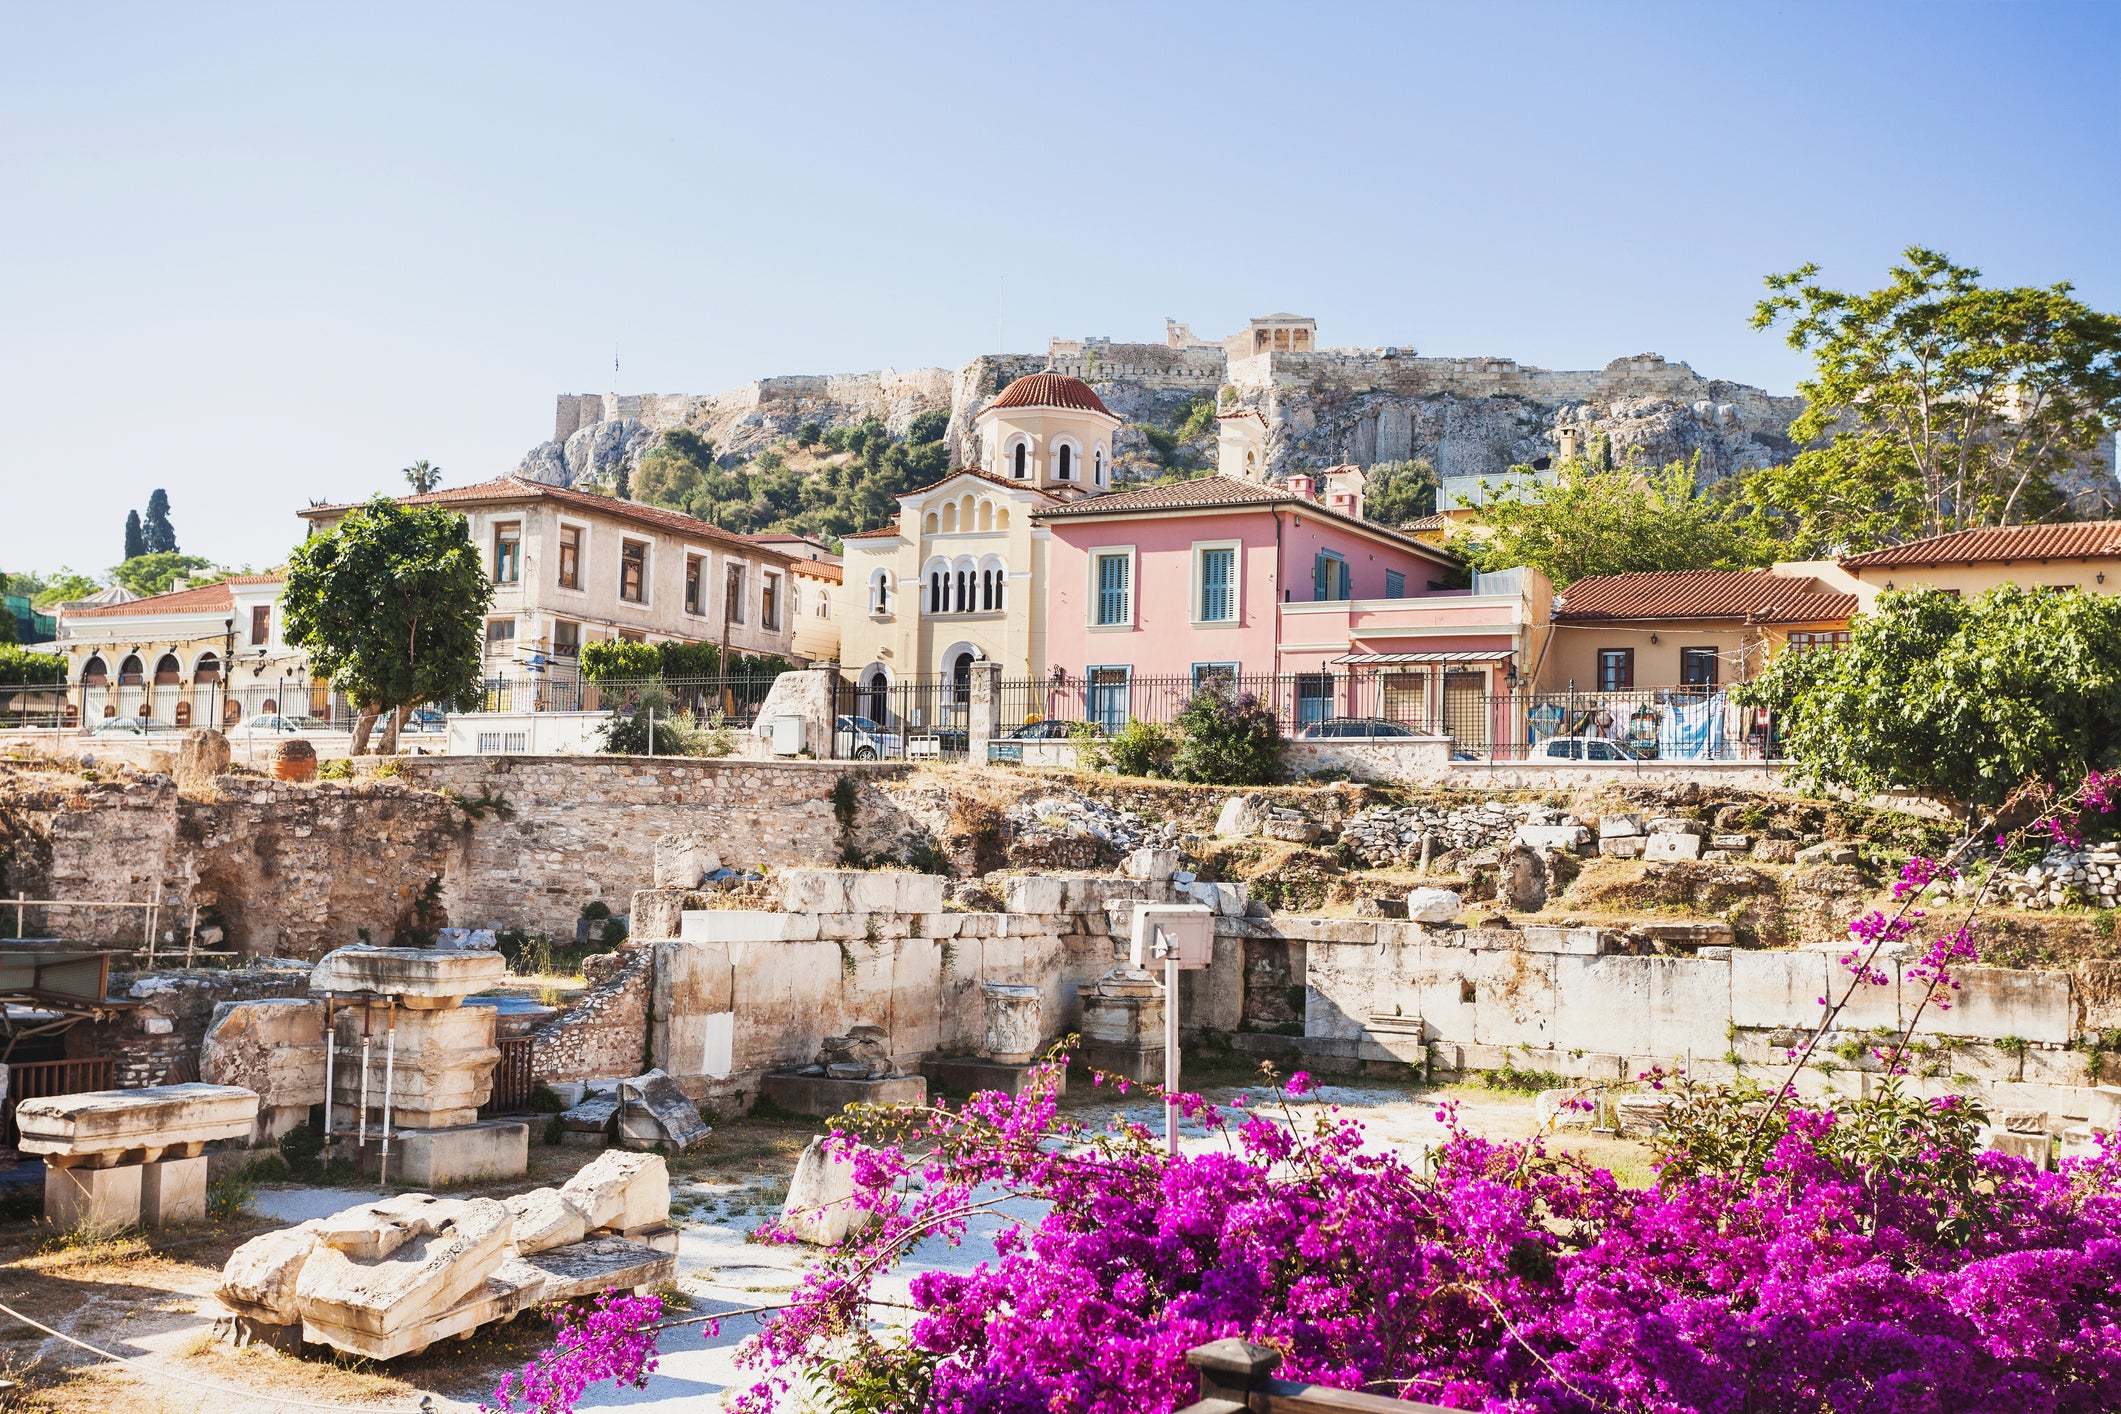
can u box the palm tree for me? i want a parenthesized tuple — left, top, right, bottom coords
(403, 460, 443, 494)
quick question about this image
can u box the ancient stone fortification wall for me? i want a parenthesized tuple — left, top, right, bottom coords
(2, 757, 905, 961)
(389, 757, 908, 942)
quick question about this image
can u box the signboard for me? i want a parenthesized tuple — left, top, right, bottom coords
(1129, 904, 1214, 970)
(987, 742, 1024, 765)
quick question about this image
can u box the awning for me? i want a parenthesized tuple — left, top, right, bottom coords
(1329, 651, 1516, 665)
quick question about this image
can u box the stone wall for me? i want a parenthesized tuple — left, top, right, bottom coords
(68, 963, 312, 1088)
(528, 945, 652, 1084)
(391, 757, 908, 940)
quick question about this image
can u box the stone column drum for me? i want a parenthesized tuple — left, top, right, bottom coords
(1079, 967, 1165, 1084)
(980, 983, 1043, 1065)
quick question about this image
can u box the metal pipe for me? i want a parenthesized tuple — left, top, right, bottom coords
(358, 1034, 371, 1149)
(1164, 945, 1180, 1159)
(322, 1001, 337, 1142)
(380, 1002, 397, 1188)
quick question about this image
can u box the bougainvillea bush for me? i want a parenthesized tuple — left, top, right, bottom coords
(500, 773, 2121, 1414)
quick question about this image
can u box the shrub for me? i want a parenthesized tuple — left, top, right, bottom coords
(1103, 719, 1175, 779)
(1172, 686, 1282, 785)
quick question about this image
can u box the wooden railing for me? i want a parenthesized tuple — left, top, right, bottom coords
(480, 1036, 537, 1116)
(1179, 1339, 1470, 1414)
(2, 1057, 113, 1149)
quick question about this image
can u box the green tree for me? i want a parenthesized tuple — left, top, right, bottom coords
(143, 488, 179, 555)
(282, 496, 489, 755)
(112, 552, 221, 597)
(1751, 247, 2121, 551)
(20, 569, 101, 607)
(123, 509, 146, 561)
(403, 460, 444, 494)
(1454, 458, 1771, 588)
(1172, 686, 1284, 786)
(1365, 459, 1439, 525)
(1739, 585, 2121, 815)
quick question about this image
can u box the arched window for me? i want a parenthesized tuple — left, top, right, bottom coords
(81, 654, 108, 686)
(929, 561, 947, 613)
(222, 699, 241, 727)
(193, 653, 221, 684)
(955, 567, 969, 614)
(103, 703, 118, 718)
(952, 651, 974, 707)
(153, 654, 181, 686)
(1011, 442, 1028, 479)
(261, 697, 278, 715)
(942, 502, 958, 533)
(1094, 447, 1106, 486)
(996, 507, 1010, 529)
(977, 501, 993, 532)
(870, 569, 890, 615)
(118, 654, 144, 685)
(174, 701, 193, 727)
(923, 511, 939, 535)
(1057, 444, 1074, 481)
(864, 670, 889, 726)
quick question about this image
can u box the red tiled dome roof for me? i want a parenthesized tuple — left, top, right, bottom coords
(984, 372, 1113, 418)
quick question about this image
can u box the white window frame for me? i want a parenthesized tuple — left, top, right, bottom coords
(492, 519, 523, 586)
(682, 545, 715, 619)
(617, 537, 653, 609)
(554, 518, 591, 596)
(1050, 434, 1083, 483)
(1005, 435, 1032, 480)
(1191, 539, 1242, 625)
(869, 567, 892, 617)
(1088, 546, 1137, 630)
(761, 568, 783, 631)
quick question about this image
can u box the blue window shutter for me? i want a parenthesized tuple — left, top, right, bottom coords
(1313, 553, 1329, 601)
(1201, 547, 1233, 620)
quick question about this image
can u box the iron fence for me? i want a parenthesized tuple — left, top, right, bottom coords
(480, 1036, 538, 1116)
(0, 683, 69, 730)
(480, 674, 791, 728)
(1, 1057, 113, 1149)
(830, 673, 970, 762)
(1000, 674, 1777, 763)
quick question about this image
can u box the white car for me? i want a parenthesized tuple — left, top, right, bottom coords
(226, 713, 334, 740)
(1536, 736, 1644, 762)
(835, 714, 902, 760)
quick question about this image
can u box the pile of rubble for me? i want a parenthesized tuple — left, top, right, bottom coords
(2003, 844, 2121, 910)
(1008, 791, 1180, 859)
(1339, 801, 1535, 867)
(215, 1150, 676, 1359)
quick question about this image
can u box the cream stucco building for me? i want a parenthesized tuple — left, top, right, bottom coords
(837, 373, 1122, 712)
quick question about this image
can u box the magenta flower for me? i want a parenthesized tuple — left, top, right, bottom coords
(1285, 1070, 1316, 1097)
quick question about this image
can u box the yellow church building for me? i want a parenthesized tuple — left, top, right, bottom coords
(837, 372, 1121, 717)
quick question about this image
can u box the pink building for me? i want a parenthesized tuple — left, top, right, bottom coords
(1034, 471, 1551, 738)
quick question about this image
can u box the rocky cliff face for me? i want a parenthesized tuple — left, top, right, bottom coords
(517, 348, 1813, 491)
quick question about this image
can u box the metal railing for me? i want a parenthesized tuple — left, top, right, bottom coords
(1004, 674, 1777, 763)
(481, 1036, 537, 1116)
(831, 674, 970, 762)
(481, 674, 791, 728)
(1, 1057, 113, 1149)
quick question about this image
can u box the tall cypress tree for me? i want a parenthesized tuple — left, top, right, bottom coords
(143, 488, 178, 555)
(123, 509, 146, 560)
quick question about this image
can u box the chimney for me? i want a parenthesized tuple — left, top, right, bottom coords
(1286, 473, 1317, 502)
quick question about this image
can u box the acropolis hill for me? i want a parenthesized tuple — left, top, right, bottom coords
(518, 313, 1807, 491)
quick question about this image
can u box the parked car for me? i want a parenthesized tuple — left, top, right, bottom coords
(1296, 717, 1423, 740)
(401, 709, 447, 733)
(227, 713, 334, 740)
(1535, 736, 1644, 762)
(835, 714, 903, 760)
(1004, 719, 1097, 740)
(90, 716, 177, 736)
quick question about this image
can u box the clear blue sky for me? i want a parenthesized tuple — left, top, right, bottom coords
(3, 1, 2116, 578)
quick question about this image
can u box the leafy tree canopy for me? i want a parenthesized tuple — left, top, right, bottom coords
(1749, 246, 2121, 553)
(1171, 686, 1284, 786)
(282, 496, 489, 747)
(143, 488, 178, 555)
(1452, 457, 1773, 588)
(1739, 585, 2121, 813)
(631, 417, 950, 542)
(3, 569, 102, 608)
(578, 638, 789, 683)
(0, 646, 65, 685)
(112, 553, 221, 597)
(1365, 458, 1439, 526)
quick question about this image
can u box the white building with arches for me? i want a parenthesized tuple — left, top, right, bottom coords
(56, 574, 310, 728)
(837, 371, 1122, 720)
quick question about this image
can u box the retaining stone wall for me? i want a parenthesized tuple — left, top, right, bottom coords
(529, 945, 653, 1084)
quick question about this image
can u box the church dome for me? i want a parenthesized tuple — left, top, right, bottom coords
(983, 372, 1114, 418)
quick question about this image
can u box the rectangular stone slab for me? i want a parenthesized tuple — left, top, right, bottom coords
(760, 1072, 926, 1118)
(310, 947, 506, 1000)
(44, 1162, 141, 1229)
(617, 1069, 710, 1150)
(17, 1084, 260, 1156)
(516, 1237, 676, 1303)
(392, 1121, 529, 1187)
(295, 1195, 512, 1335)
(301, 1263, 540, 1361)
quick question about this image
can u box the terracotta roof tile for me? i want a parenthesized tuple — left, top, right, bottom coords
(67, 581, 240, 619)
(1555, 569, 1857, 625)
(841, 525, 903, 540)
(299, 477, 793, 562)
(899, 467, 1061, 501)
(982, 372, 1115, 419)
(1033, 475, 1457, 565)
(1839, 521, 2121, 569)
(793, 559, 843, 583)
